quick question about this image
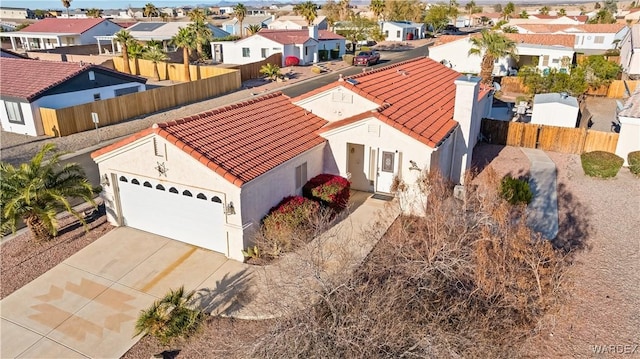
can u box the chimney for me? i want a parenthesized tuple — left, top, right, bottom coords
(309, 25, 318, 40)
(271, 14, 275, 22)
(452, 75, 480, 184)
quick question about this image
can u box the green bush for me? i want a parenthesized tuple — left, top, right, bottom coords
(500, 175, 533, 205)
(581, 151, 624, 178)
(628, 151, 640, 176)
(343, 54, 354, 65)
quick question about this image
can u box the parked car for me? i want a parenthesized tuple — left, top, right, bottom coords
(353, 51, 380, 66)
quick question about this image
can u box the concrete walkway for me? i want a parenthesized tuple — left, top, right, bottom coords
(0, 192, 398, 358)
(521, 148, 559, 239)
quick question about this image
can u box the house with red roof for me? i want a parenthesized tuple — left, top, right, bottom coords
(512, 23, 629, 54)
(429, 33, 576, 76)
(3, 18, 122, 51)
(0, 58, 146, 136)
(211, 27, 346, 66)
(90, 57, 492, 261)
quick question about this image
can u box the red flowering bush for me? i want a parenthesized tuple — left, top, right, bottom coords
(303, 174, 351, 211)
(260, 196, 320, 257)
(284, 56, 300, 66)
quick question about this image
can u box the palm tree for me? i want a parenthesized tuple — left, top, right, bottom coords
(188, 9, 212, 60)
(539, 6, 551, 15)
(144, 3, 158, 20)
(558, 8, 567, 16)
(127, 40, 144, 75)
(171, 27, 196, 81)
(260, 63, 282, 81)
(114, 30, 134, 74)
(146, 39, 163, 50)
(233, 3, 247, 37)
(519, 10, 529, 19)
(86, 8, 101, 18)
(143, 46, 168, 81)
(468, 30, 518, 84)
(0, 144, 96, 241)
(465, 0, 476, 15)
(246, 24, 262, 35)
(134, 286, 204, 346)
(61, 0, 71, 17)
(369, 0, 385, 20)
(296, 1, 318, 26)
(502, 1, 515, 20)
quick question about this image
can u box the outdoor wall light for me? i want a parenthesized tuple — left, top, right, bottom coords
(409, 160, 420, 171)
(100, 174, 110, 186)
(226, 202, 236, 215)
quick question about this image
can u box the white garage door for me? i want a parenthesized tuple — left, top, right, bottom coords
(117, 175, 227, 254)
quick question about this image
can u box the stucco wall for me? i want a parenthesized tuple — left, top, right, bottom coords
(293, 86, 379, 122)
(0, 100, 40, 136)
(94, 133, 246, 261)
(239, 143, 325, 241)
(615, 116, 640, 166)
(34, 83, 145, 109)
(80, 21, 122, 45)
(531, 103, 579, 128)
(428, 39, 484, 74)
(212, 36, 282, 65)
(573, 30, 627, 51)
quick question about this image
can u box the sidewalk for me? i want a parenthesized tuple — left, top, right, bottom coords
(521, 148, 559, 239)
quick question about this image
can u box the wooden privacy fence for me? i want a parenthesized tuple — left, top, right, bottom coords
(40, 70, 241, 137)
(480, 119, 619, 154)
(499, 77, 638, 99)
(112, 53, 282, 83)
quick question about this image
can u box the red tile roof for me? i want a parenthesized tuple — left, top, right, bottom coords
(19, 18, 111, 34)
(295, 57, 463, 148)
(434, 33, 575, 48)
(92, 93, 327, 187)
(258, 29, 344, 45)
(518, 23, 627, 34)
(0, 58, 145, 101)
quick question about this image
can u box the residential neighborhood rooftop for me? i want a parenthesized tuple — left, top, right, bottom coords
(258, 29, 345, 44)
(435, 33, 576, 48)
(534, 92, 579, 107)
(618, 87, 640, 118)
(18, 18, 117, 34)
(0, 58, 144, 101)
(92, 92, 327, 186)
(297, 57, 466, 148)
(517, 23, 627, 34)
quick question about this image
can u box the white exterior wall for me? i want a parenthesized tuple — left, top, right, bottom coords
(211, 36, 282, 65)
(94, 134, 246, 261)
(317, 39, 346, 58)
(33, 83, 145, 109)
(572, 30, 628, 51)
(268, 20, 304, 30)
(293, 86, 379, 122)
(0, 8, 29, 19)
(520, 46, 574, 72)
(0, 100, 40, 136)
(240, 143, 325, 240)
(530, 103, 579, 128)
(615, 115, 640, 166)
(428, 39, 483, 74)
(382, 23, 407, 41)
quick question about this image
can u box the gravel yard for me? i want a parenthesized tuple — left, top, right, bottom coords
(585, 96, 620, 133)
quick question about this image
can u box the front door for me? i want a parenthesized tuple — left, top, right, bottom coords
(376, 150, 397, 193)
(347, 143, 368, 191)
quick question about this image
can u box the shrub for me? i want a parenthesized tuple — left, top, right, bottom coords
(628, 151, 640, 176)
(343, 54, 354, 65)
(212, 35, 241, 41)
(284, 56, 300, 66)
(260, 196, 320, 257)
(581, 151, 624, 178)
(311, 66, 322, 74)
(303, 174, 351, 211)
(500, 175, 532, 205)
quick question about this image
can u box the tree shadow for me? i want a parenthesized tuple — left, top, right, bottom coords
(55, 203, 106, 237)
(552, 181, 592, 260)
(471, 143, 506, 174)
(192, 269, 255, 316)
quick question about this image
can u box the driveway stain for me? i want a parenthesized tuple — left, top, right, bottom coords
(141, 247, 197, 293)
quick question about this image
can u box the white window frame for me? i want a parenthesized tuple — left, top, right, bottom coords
(295, 162, 307, 190)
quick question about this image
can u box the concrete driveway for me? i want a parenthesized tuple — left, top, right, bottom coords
(0, 227, 246, 358)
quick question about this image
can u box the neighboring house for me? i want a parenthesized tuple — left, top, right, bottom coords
(91, 57, 493, 262)
(211, 27, 346, 65)
(506, 15, 589, 26)
(530, 93, 580, 128)
(4, 18, 123, 51)
(380, 21, 425, 41)
(0, 48, 29, 59)
(160, 8, 176, 18)
(428, 33, 576, 76)
(96, 21, 229, 54)
(0, 7, 34, 19)
(512, 23, 629, 54)
(0, 58, 146, 136)
(268, 15, 328, 30)
(221, 15, 272, 36)
(470, 12, 502, 26)
(247, 7, 270, 16)
(619, 24, 640, 79)
(615, 86, 640, 165)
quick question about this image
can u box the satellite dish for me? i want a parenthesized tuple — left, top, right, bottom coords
(493, 82, 501, 91)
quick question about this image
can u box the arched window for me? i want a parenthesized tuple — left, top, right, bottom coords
(143, 181, 152, 188)
(131, 179, 140, 185)
(169, 187, 178, 194)
(156, 184, 165, 191)
(211, 196, 222, 203)
(119, 176, 128, 182)
(183, 190, 192, 197)
(196, 193, 207, 200)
